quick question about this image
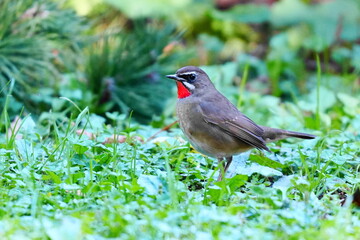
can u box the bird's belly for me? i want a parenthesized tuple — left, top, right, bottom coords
(188, 127, 251, 158)
(177, 99, 252, 158)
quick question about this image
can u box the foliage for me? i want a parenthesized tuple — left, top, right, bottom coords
(0, 0, 360, 238)
(0, 0, 86, 115)
(0, 84, 359, 238)
(84, 20, 189, 122)
(109, 0, 360, 97)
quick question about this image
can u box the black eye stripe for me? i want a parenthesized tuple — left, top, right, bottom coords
(179, 73, 196, 81)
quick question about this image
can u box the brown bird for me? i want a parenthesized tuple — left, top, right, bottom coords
(166, 66, 315, 181)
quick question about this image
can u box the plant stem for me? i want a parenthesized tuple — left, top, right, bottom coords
(315, 54, 321, 130)
(237, 63, 249, 108)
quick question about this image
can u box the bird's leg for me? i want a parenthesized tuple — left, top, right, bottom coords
(223, 156, 233, 176)
(217, 158, 225, 181)
(217, 156, 233, 181)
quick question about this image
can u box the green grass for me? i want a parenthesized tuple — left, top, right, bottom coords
(0, 84, 359, 239)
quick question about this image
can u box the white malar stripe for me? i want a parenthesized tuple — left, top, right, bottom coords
(183, 81, 195, 90)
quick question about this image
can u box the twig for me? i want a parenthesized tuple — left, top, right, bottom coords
(146, 120, 178, 143)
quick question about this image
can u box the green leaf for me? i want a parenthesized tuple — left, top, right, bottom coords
(138, 174, 163, 196)
(249, 154, 285, 169)
(73, 143, 90, 155)
(232, 153, 283, 177)
(338, 93, 360, 116)
(271, 0, 311, 27)
(226, 175, 248, 192)
(105, 0, 190, 18)
(212, 4, 270, 23)
(44, 217, 82, 240)
(298, 86, 336, 113)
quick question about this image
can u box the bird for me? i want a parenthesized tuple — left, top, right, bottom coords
(166, 66, 316, 181)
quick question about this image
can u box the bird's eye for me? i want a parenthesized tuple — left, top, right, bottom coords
(188, 73, 196, 81)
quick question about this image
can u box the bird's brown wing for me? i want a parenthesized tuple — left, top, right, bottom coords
(199, 100, 270, 152)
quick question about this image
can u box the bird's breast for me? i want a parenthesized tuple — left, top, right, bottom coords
(176, 98, 252, 158)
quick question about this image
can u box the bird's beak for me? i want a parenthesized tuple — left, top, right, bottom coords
(166, 74, 184, 81)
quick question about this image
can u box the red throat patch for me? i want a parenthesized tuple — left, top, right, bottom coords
(176, 81, 191, 99)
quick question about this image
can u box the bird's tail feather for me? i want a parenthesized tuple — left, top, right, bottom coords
(283, 130, 316, 139)
(261, 126, 316, 143)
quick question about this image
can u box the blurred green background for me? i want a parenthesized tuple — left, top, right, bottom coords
(1, 0, 359, 127)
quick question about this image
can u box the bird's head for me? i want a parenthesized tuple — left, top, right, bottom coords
(166, 66, 213, 99)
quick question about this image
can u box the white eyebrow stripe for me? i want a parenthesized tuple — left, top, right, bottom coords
(183, 81, 195, 90)
(180, 71, 197, 76)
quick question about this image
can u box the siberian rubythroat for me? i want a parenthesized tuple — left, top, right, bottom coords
(166, 66, 315, 181)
